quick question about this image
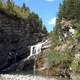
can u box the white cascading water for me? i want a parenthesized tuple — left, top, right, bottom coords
(26, 40, 51, 76)
(29, 42, 42, 76)
(30, 42, 42, 57)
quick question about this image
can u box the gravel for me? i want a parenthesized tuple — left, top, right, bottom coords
(0, 74, 57, 80)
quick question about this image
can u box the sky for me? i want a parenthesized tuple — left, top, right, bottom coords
(13, 0, 62, 32)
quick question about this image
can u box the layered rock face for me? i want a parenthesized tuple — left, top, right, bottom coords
(0, 10, 45, 70)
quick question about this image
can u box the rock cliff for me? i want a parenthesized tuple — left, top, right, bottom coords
(0, 9, 46, 70)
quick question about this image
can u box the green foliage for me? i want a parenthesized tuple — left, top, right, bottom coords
(48, 50, 61, 66)
(47, 49, 73, 68)
(28, 12, 47, 33)
(0, 0, 47, 34)
(55, 0, 80, 42)
(42, 25, 48, 34)
(7, 0, 14, 11)
(58, 0, 80, 20)
(22, 3, 26, 10)
(74, 21, 80, 31)
(51, 28, 61, 47)
(48, 0, 80, 72)
(0, 0, 30, 19)
(0, 0, 3, 9)
(22, 3, 30, 12)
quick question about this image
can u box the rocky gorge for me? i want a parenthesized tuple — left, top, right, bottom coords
(0, 8, 47, 71)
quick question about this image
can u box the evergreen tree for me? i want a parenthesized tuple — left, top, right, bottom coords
(58, 0, 80, 20)
(28, 12, 47, 33)
(22, 3, 26, 9)
(22, 3, 30, 12)
(43, 25, 48, 34)
(7, 0, 14, 11)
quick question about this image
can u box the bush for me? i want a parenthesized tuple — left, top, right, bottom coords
(47, 46, 74, 68)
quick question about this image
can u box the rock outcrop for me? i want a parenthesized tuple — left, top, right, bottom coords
(0, 9, 46, 70)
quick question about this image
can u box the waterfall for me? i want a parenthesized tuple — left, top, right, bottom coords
(33, 56, 36, 76)
(27, 40, 50, 76)
(35, 43, 42, 54)
(29, 43, 42, 76)
(30, 43, 42, 57)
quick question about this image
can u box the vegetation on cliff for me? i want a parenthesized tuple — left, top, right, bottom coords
(0, 0, 47, 34)
(47, 0, 80, 74)
(0, 0, 48, 70)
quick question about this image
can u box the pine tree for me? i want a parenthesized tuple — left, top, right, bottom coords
(58, 0, 80, 20)
(22, 3, 30, 12)
(7, 0, 14, 11)
(55, 0, 80, 40)
(28, 12, 47, 33)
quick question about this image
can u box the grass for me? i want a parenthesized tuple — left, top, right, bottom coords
(0, 2, 30, 20)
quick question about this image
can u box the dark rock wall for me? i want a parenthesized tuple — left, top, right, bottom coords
(0, 11, 44, 69)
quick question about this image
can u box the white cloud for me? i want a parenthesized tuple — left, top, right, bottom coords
(48, 17, 56, 25)
(45, 0, 55, 2)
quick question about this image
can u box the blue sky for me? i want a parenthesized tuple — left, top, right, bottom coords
(13, 0, 62, 32)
